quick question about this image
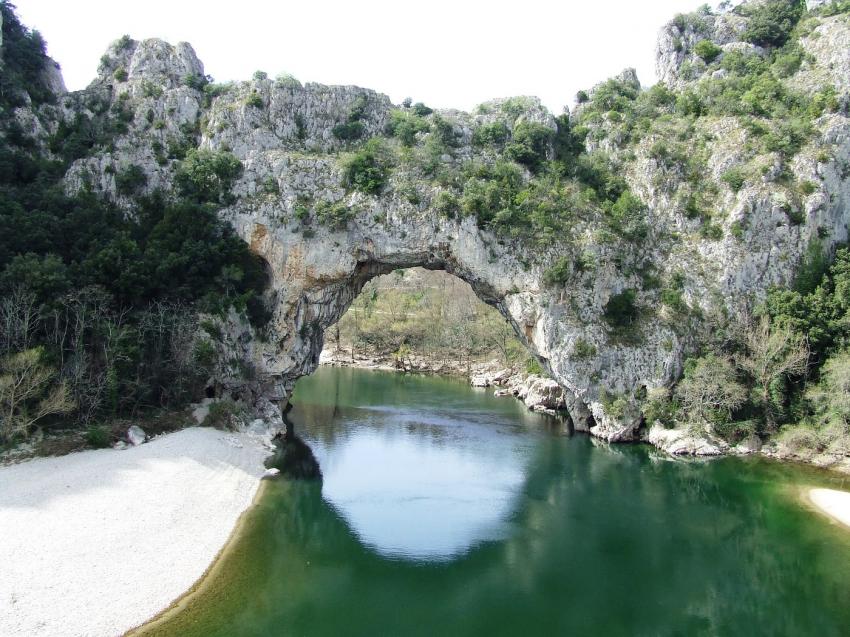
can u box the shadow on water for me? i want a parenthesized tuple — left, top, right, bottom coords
(137, 368, 850, 637)
(264, 402, 322, 481)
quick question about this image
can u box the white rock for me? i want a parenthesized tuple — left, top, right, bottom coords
(127, 426, 146, 446)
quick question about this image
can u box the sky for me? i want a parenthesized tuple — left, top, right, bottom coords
(13, 0, 708, 113)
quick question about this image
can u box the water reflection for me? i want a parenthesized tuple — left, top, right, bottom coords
(138, 368, 850, 637)
(290, 368, 555, 561)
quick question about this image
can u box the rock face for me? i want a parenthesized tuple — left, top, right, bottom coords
(13, 2, 850, 447)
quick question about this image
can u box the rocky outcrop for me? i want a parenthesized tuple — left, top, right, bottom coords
(9, 1, 849, 451)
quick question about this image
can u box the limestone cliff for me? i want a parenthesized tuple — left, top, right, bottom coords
(12, 0, 850, 446)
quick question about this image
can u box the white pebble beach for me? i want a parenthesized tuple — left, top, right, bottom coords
(0, 427, 269, 637)
(808, 487, 850, 530)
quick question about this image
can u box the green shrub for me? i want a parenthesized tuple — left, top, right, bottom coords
(799, 180, 817, 195)
(275, 73, 302, 89)
(315, 200, 356, 229)
(605, 190, 648, 242)
(411, 102, 433, 117)
(604, 289, 639, 329)
(386, 110, 429, 146)
(571, 339, 597, 359)
(333, 95, 371, 141)
(642, 389, 678, 429)
(342, 138, 394, 195)
(182, 73, 209, 91)
(694, 39, 722, 63)
(85, 425, 111, 448)
(543, 256, 571, 286)
(433, 190, 459, 218)
(262, 176, 279, 195)
(742, 0, 806, 49)
(115, 164, 147, 196)
(203, 400, 242, 430)
(505, 122, 554, 171)
(140, 80, 162, 99)
(174, 149, 243, 204)
(722, 167, 746, 192)
(113, 67, 128, 82)
(333, 120, 365, 141)
(246, 91, 263, 108)
(525, 357, 544, 375)
(472, 121, 509, 147)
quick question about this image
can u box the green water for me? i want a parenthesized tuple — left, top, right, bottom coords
(143, 367, 850, 637)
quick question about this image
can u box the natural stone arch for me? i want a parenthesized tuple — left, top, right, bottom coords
(226, 205, 646, 440)
(55, 27, 850, 447)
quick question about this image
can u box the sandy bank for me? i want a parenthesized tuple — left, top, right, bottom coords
(0, 427, 271, 637)
(808, 488, 850, 530)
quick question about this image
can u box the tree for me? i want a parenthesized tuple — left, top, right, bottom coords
(737, 316, 809, 429)
(742, 0, 806, 48)
(0, 347, 73, 444)
(806, 349, 850, 429)
(675, 354, 747, 427)
(174, 149, 243, 204)
(342, 138, 394, 195)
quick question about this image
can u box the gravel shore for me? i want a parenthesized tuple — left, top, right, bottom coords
(0, 427, 270, 637)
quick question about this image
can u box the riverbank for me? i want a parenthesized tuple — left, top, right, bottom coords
(0, 427, 271, 637)
(319, 349, 570, 416)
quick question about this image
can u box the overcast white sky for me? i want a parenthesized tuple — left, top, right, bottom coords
(13, 0, 706, 113)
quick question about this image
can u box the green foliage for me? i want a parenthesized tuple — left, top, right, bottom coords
(642, 389, 678, 429)
(676, 354, 748, 432)
(694, 39, 722, 63)
(342, 138, 394, 195)
(84, 425, 111, 448)
(182, 73, 209, 91)
(660, 272, 688, 314)
(113, 67, 128, 82)
(604, 289, 639, 330)
(571, 339, 597, 360)
(315, 200, 356, 229)
(386, 110, 430, 147)
(472, 121, 509, 147)
(246, 91, 263, 108)
(433, 191, 459, 218)
(411, 102, 433, 117)
(261, 176, 280, 195)
(333, 95, 370, 141)
(174, 149, 243, 204)
(505, 122, 554, 172)
(275, 73, 302, 89)
(432, 115, 461, 148)
(741, 0, 806, 48)
(603, 190, 648, 242)
(525, 357, 544, 375)
(0, 3, 55, 107)
(332, 120, 365, 141)
(114, 164, 147, 196)
(140, 80, 162, 99)
(543, 256, 572, 286)
(722, 167, 746, 192)
(203, 400, 243, 430)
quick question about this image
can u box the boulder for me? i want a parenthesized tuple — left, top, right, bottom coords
(647, 424, 729, 456)
(522, 377, 567, 412)
(127, 425, 147, 446)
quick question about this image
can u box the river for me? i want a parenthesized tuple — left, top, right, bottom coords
(139, 367, 850, 636)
